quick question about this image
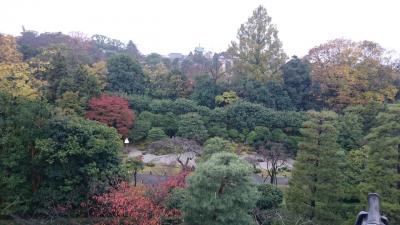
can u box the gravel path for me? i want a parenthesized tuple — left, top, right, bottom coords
(126, 147, 197, 167)
(128, 147, 293, 169)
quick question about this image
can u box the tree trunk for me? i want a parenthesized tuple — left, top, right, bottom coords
(134, 170, 137, 187)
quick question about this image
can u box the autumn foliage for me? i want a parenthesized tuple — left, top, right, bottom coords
(306, 39, 398, 110)
(85, 172, 188, 225)
(86, 94, 134, 137)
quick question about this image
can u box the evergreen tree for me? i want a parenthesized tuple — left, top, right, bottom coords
(341, 147, 368, 224)
(46, 51, 68, 102)
(201, 137, 234, 162)
(287, 111, 344, 225)
(34, 116, 125, 209)
(56, 65, 101, 101)
(337, 112, 363, 151)
(176, 113, 208, 143)
(183, 152, 258, 225)
(190, 75, 220, 108)
(363, 104, 400, 223)
(0, 93, 52, 215)
(125, 40, 141, 60)
(282, 56, 313, 110)
(106, 54, 145, 94)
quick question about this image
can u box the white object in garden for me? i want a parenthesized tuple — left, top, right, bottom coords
(124, 138, 129, 144)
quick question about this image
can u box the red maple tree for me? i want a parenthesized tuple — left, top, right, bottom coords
(86, 172, 189, 225)
(148, 171, 189, 204)
(86, 95, 134, 137)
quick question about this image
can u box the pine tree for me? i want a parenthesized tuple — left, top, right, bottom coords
(287, 111, 344, 225)
(183, 152, 258, 225)
(363, 104, 400, 223)
(337, 112, 364, 151)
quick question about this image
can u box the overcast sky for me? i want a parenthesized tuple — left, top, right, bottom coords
(1, 0, 399, 57)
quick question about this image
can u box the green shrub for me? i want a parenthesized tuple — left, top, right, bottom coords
(147, 127, 167, 141)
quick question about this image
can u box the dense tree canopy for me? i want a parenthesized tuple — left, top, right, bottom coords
(34, 116, 125, 209)
(184, 152, 258, 225)
(287, 111, 344, 225)
(282, 56, 314, 110)
(201, 137, 235, 162)
(0, 93, 52, 215)
(362, 104, 400, 223)
(86, 95, 135, 137)
(1, 4, 400, 224)
(106, 54, 146, 94)
(229, 5, 287, 83)
(306, 39, 398, 110)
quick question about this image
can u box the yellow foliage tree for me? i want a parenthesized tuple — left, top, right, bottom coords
(86, 60, 107, 88)
(0, 35, 22, 63)
(0, 63, 41, 99)
(306, 39, 397, 110)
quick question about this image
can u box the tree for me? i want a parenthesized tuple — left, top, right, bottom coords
(34, 116, 125, 210)
(106, 54, 145, 94)
(206, 53, 225, 84)
(201, 137, 235, 162)
(0, 34, 22, 63)
(337, 112, 363, 151)
(256, 184, 282, 210)
(86, 60, 108, 88)
(258, 142, 287, 185)
(148, 137, 201, 170)
(341, 147, 368, 223)
(0, 62, 41, 99)
(91, 34, 126, 58)
(125, 157, 144, 187)
(86, 95, 135, 137)
(55, 91, 85, 115)
(147, 127, 168, 141)
(0, 34, 41, 100)
(215, 91, 238, 107)
(306, 39, 397, 110)
(124, 94, 152, 113)
(130, 119, 152, 142)
(229, 5, 287, 83)
(287, 111, 344, 225)
(177, 113, 208, 143)
(148, 70, 188, 99)
(89, 173, 187, 225)
(183, 152, 258, 225)
(17, 30, 41, 60)
(190, 75, 220, 108)
(125, 40, 142, 60)
(233, 79, 294, 110)
(0, 93, 52, 216)
(246, 126, 270, 147)
(362, 104, 400, 223)
(56, 65, 101, 101)
(90, 183, 165, 225)
(344, 102, 386, 132)
(45, 51, 69, 102)
(225, 100, 268, 132)
(282, 56, 314, 110)
(225, 100, 307, 133)
(145, 53, 164, 69)
(253, 184, 283, 225)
